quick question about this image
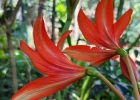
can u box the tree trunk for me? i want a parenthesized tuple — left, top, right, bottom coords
(6, 26, 18, 93)
(38, 0, 45, 16)
(51, 0, 56, 43)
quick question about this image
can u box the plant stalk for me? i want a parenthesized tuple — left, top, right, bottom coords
(123, 55, 140, 100)
(80, 76, 94, 100)
(127, 34, 140, 52)
(86, 68, 125, 100)
(96, 71, 125, 100)
(62, 18, 72, 34)
(61, 18, 72, 46)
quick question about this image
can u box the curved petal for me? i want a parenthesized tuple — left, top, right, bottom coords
(120, 56, 140, 82)
(78, 8, 117, 49)
(90, 56, 113, 66)
(32, 61, 85, 76)
(20, 40, 64, 75)
(20, 40, 85, 74)
(57, 30, 72, 50)
(78, 9, 104, 46)
(20, 40, 55, 75)
(33, 16, 67, 62)
(114, 9, 132, 43)
(64, 45, 116, 65)
(95, 0, 118, 48)
(11, 74, 84, 100)
(33, 15, 83, 70)
(111, 55, 119, 60)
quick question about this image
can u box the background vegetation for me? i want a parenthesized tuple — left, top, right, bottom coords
(0, 0, 140, 100)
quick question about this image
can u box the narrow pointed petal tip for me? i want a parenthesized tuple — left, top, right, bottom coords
(33, 14, 71, 65)
(120, 56, 140, 83)
(114, 9, 133, 43)
(11, 74, 84, 100)
(78, 9, 101, 46)
(95, 0, 114, 36)
(57, 30, 73, 50)
(95, 0, 118, 48)
(78, 3, 118, 49)
(64, 45, 116, 65)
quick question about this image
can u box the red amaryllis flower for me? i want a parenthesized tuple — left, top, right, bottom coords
(63, 0, 139, 82)
(64, 0, 132, 65)
(120, 56, 140, 82)
(11, 15, 85, 100)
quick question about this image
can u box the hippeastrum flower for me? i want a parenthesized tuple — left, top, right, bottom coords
(63, 0, 140, 82)
(120, 56, 140, 82)
(64, 0, 132, 65)
(11, 15, 85, 100)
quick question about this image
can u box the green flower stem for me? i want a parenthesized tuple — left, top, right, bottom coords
(62, 88, 68, 100)
(80, 76, 94, 100)
(86, 68, 125, 100)
(127, 34, 140, 52)
(56, 91, 62, 100)
(83, 87, 90, 100)
(61, 19, 72, 49)
(61, 0, 79, 47)
(80, 76, 90, 99)
(117, 48, 140, 100)
(137, 82, 140, 91)
(61, 18, 72, 46)
(62, 18, 72, 34)
(123, 55, 140, 100)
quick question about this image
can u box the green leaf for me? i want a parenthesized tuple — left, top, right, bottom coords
(0, 50, 4, 58)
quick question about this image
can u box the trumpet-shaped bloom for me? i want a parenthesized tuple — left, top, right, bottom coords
(63, 0, 139, 82)
(64, 0, 132, 65)
(11, 15, 85, 100)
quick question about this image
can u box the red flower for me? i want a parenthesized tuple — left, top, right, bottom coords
(63, 0, 139, 82)
(11, 15, 85, 100)
(120, 56, 140, 82)
(64, 0, 132, 65)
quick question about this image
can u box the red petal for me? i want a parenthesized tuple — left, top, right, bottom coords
(111, 55, 119, 60)
(33, 15, 84, 70)
(90, 56, 112, 66)
(20, 40, 65, 75)
(64, 45, 116, 65)
(20, 40, 85, 74)
(33, 16, 67, 62)
(78, 9, 102, 46)
(120, 56, 139, 82)
(95, 0, 118, 48)
(11, 74, 84, 100)
(20, 40, 54, 74)
(114, 9, 132, 43)
(32, 61, 85, 76)
(57, 30, 72, 50)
